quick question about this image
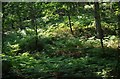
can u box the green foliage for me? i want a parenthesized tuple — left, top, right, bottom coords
(2, 51, 117, 79)
(2, 2, 120, 79)
(19, 36, 44, 53)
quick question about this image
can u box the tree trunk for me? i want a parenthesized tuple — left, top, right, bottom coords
(67, 14, 74, 35)
(118, 2, 120, 49)
(67, 5, 74, 35)
(35, 20, 38, 51)
(116, 1, 120, 78)
(30, 3, 38, 51)
(94, 2, 104, 49)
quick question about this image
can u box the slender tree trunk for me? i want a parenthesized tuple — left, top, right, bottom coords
(31, 15, 38, 51)
(116, 1, 120, 78)
(35, 20, 38, 50)
(117, 3, 120, 48)
(67, 5, 74, 35)
(30, 3, 38, 51)
(67, 14, 74, 35)
(94, 2, 104, 50)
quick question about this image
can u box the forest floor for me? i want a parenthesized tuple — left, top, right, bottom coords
(2, 26, 120, 79)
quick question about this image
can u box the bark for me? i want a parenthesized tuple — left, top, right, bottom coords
(116, 2, 120, 78)
(67, 5, 74, 35)
(118, 14, 120, 49)
(118, 1, 120, 49)
(68, 14, 74, 35)
(94, 2, 104, 49)
(30, 3, 38, 51)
